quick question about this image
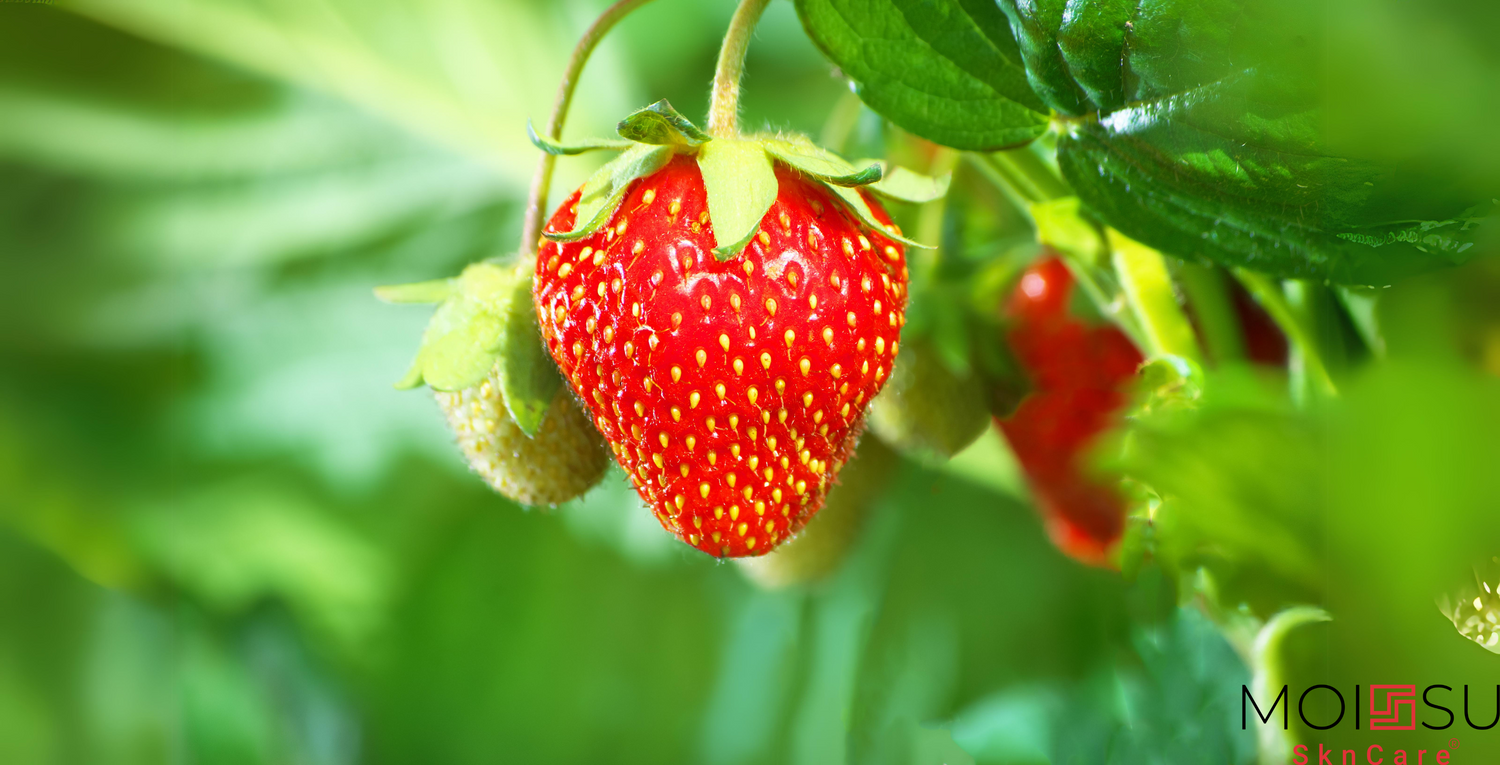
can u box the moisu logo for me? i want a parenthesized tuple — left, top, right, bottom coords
(1243, 683, 1500, 731)
(1241, 684, 1500, 764)
(1369, 685, 1419, 731)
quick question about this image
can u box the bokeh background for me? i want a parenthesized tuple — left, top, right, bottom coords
(3, 0, 1500, 763)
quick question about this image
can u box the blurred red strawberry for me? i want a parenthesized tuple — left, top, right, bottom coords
(996, 255, 1142, 566)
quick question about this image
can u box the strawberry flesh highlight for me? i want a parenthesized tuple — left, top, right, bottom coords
(534, 155, 907, 557)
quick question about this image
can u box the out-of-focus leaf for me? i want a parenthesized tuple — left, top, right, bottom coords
(794, 0, 1050, 150)
(949, 606, 1257, 764)
(62, 0, 638, 179)
(1115, 370, 1325, 615)
(130, 480, 390, 649)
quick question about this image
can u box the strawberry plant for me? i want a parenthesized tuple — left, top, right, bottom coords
(5, 0, 1500, 762)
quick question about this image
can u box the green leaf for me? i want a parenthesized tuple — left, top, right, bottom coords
(615, 100, 711, 147)
(495, 264, 562, 436)
(762, 138, 882, 187)
(526, 120, 632, 156)
(1058, 119, 1488, 286)
(998, 0, 1490, 285)
(696, 139, 778, 261)
(865, 165, 950, 204)
(545, 143, 675, 243)
(800, 0, 1489, 284)
(793, 0, 1050, 150)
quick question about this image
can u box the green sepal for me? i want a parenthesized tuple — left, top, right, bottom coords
(391, 258, 563, 436)
(760, 135, 935, 247)
(495, 260, 563, 436)
(616, 100, 712, 147)
(829, 185, 933, 249)
(864, 164, 951, 204)
(697, 138, 779, 261)
(374, 278, 454, 305)
(762, 137, 883, 187)
(526, 120, 632, 156)
(544, 143, 676, 243)
(393, 261, 513, 392)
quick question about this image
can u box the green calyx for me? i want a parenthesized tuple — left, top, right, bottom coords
(539, 99, 949, 260)
(376, 258, 562, 437)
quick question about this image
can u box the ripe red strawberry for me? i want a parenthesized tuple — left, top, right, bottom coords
(533, 155, 908, 557)
(997, 255, 1143, 565)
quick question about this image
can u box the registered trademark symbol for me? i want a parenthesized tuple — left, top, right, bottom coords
(1449, 737, 1460, 748)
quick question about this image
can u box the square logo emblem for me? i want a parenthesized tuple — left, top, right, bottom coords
(1369, 685, 1417, 731)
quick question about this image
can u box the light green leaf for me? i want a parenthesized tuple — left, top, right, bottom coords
(696, 138, 778, 261)
(495, 262, 561, 436)
(615, 100, 711, 147)
(526, 120, 632, 156)
(762, 138, 882, 186)
(545, 143, 675, 243)
(865, 165, 950, 204)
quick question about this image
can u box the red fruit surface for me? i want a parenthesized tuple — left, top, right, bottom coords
(533, 155, 907, 557)
(997, 256, 1143, 566)
(1230, 279, 1289, 367)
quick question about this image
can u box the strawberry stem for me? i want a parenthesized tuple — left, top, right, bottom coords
(706, 0, 773, 138)
(520, 0, 658, 256)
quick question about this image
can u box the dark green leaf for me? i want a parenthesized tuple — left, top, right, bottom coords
(998, 0, 1493, 285)
(615, 99, 712, 147)
(793, 0, 1050, 151)
(526, 120, 632, 156)
(802, 0, 1490, 284)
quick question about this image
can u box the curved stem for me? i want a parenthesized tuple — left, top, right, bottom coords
(1110, 231, 1203, 364)
(706, 0, 773, 138)
(519, 0, 658, 256)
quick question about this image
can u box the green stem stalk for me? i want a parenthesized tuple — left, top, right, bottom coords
(519, 0, 657, 256)
(1176, 262, 1246, 367)
(1233, 269, 1338, 399)
(706, 0, 774, 138)
(1110, 232, 1203, 364)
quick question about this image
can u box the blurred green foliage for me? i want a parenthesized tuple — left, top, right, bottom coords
(3, 1, 1499, 763)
